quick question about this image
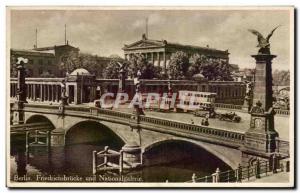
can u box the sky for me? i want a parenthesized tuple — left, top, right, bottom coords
(9, 8, 292, 71)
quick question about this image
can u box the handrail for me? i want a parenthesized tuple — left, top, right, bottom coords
(187, 158, 284, 183)
(21, 104, 246, 145)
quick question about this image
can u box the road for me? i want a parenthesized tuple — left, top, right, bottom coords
(113, 105, 290, 141)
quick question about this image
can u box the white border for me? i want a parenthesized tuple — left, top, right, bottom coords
(1, 1, 294, 191)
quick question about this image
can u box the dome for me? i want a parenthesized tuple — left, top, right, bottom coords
(192, 73, 207, 81)
(70, 68, 91, 76)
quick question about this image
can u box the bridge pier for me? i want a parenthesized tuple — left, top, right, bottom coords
(241, 53, 279, 168)
(122, 142, 142, 168)
(50, 128, 65, 146)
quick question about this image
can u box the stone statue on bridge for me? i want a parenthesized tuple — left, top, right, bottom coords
(117, 61, 126, 93)
(248, 25, 280, 54)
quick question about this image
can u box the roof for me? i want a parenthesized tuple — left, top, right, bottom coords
(70, 68, 91, 76)
(11, 49, 55, 57)
(33, 44, 79, 51)
(123, 36, 229, 55)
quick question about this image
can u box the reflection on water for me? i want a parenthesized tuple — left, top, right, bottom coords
(10, 138, 230, 183)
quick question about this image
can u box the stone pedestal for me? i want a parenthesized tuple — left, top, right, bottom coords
(241, 53, 279, 166)
(251, 54, 276, 111)
(121, 142, 142, 168)
(12, 102, 25, 125)
(50, 128, 65, 146)
(12, 58, 28, 125)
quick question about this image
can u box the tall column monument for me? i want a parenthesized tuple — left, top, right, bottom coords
(12, 57, 28, 125)
(242, 26, 280, 165)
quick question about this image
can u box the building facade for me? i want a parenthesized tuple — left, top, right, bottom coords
(11, 44, 80, 77)
(123, 34, 230, 73)
(11, 70, 246, 105)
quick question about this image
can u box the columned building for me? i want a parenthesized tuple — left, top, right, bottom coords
(123, 34, 230, 73)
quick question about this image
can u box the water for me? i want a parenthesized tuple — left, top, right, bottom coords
(10, 137, 231, 183)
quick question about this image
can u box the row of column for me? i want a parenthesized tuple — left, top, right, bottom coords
(125, 52, 168, 69)
(21, 83, 62, 103)
(10, 83, 18, 98)
(36, 84, 62, 102)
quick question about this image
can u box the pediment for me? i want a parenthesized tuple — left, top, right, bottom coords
(124, 40, 164, 50)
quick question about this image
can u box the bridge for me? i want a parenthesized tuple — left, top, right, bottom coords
(11, 103, 289, 170)
(10, 54, 290, 178)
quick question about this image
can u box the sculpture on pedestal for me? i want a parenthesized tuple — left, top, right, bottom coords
(58, 79, 68, 114)
(241, 26, 280, 167)
(248, 25, 280, 54)
(117, 62, 126, 93)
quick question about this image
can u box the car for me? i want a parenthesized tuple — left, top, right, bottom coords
(193, 107, 217, 118)
(218, 112, 241, 122)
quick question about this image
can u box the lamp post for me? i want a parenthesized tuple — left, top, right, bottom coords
(12, 57, 28, 125)
(59, 79, 69, 115)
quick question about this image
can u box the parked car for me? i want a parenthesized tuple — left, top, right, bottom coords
(193, 107, 217, 118)
(218, 112, 241, 122)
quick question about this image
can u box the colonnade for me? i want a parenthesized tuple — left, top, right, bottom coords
(125, 51, 170, 69)
(11, 82, 62, 103)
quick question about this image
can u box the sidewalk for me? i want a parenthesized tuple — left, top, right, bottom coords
(244, 172, 290, 183)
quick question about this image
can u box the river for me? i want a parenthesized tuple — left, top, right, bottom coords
(10, 136, 231, 183)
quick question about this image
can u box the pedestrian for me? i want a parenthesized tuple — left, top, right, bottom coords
(201, 119, 205, 126)
(205, 117, 209, 126)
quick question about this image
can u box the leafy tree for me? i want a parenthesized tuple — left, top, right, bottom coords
(128, 54, 160, 79)
(188, 53, 233, 81)
(168, 51, 190, 79)
(273, 70, 290, 86)
(103, 58, 129, 79)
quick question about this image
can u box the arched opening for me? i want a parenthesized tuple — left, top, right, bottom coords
(11, 115, 55, 149)
(63, 121, 125, 176)
(26, 115, 55, 126)
(65, 121, 125, 147)
(142, 140, 231, 182)
(10, 115, 56, 179)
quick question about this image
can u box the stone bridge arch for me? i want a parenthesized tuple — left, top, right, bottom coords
(142, 138, 241, 169)
(25, 114, 56, 130)
(64, 120, 126, 148)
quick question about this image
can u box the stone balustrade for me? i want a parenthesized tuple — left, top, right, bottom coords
(21, 104, 246, 147)
(139, 115, 245, 145)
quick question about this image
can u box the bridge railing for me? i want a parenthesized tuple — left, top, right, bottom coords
(214, 103, 290, 116)
(22, 104, 247, 147)
(274, 109, 290, 116)
(23, 103, 59, 110)
(214, 103, 243, 110)
(186, 158, 284, 183)
(63, 106, 133, 120)
(139, 115, 245, 145)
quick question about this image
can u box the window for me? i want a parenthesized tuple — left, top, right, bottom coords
(39, 68, 43, 75)
(48, 60, 52, 65)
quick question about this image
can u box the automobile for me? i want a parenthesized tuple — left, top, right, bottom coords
(193, 107, 217, 118)
(218, 111, 241, 122)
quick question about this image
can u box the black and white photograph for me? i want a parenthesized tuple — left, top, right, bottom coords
(6, 6, 294, 188)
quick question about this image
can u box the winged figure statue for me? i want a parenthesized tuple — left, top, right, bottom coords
(248, 25, 280, 54)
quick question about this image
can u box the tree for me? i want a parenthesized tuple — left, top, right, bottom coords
(188, 53, 233, 81)
(103, 58, 129, 79)
(168, 51, 190, 79)
(273, 70, 290, 86)
(128, 54, 160, 79)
